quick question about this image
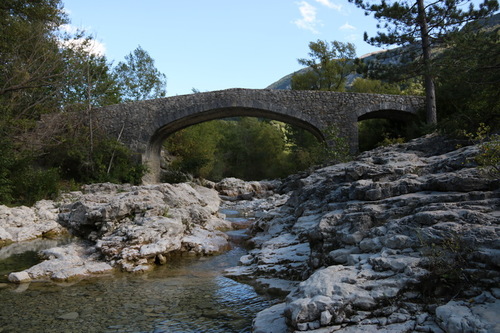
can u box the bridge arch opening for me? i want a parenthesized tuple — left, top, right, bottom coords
(144, 107, 326, 183)
(357, 109, 421, 152)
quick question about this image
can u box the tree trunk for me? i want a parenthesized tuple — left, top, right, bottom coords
(417, 0, 437, 125)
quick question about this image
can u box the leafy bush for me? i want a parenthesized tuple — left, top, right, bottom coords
(418, 232, 475, 298)
(463, 123, 500, 177)
(0, 140, 61, 206)
(41, 116, 146, 185)
(10, 165, 60, 206)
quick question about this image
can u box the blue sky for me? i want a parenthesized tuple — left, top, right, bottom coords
(60, 1, 392, 96)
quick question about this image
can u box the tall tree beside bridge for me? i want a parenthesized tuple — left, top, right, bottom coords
(291, 40, 358, 92)
(114, 46, 167, 102)
(348, 0, 499, 125)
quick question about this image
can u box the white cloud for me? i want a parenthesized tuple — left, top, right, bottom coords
(293, 1, 320, 34)
(344, 34, 360, 42)
(314, 0, 342, 11)
(340, 22, 356, 31)
(60, 24, 79, 35)
(59, 24, 106, 56)
(73, 38, 106, 56)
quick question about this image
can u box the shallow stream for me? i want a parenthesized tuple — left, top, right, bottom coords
(0, 208, 272, 333)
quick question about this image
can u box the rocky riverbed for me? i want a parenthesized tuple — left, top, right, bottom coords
(231, 134, 499, 333)
(1, 134, 499, 332)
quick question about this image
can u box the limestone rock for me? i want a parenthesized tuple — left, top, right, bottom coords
(252, 303, 288, 333)
(436, 298, 500, 333)
(9, 242, 113, 283)
(5, 181, 238, 281)
(229, 135, 500, 332)
(0, 200, 65, 244)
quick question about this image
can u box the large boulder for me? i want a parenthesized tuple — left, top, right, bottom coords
(8, 182, 233, 280)
(0, 200, 66, 245)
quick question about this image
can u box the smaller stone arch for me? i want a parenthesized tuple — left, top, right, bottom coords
(354, 97, 422, 152)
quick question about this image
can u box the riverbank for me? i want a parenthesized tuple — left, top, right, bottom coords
(0, 207, 272, 332)
(231, 134, 499, 332)
(1, 134, 499, 332)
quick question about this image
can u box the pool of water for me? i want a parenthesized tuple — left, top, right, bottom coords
(0, 209, 272, 333)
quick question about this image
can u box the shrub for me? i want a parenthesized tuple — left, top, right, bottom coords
(418, 232, 475, 298)
(463, 123, 500, 178)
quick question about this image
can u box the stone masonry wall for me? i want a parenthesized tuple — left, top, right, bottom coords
(94, 88, 424, 182)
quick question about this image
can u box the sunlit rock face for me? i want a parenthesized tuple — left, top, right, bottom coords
(0, 200, 65, 245)
(229, 134, 499, 333)
(6, 182, 232, 282)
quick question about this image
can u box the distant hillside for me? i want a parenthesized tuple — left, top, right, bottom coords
(267, 13, 500, 90)
(265, 51, 386, 90)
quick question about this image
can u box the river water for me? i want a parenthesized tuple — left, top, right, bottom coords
(0, 208, 273, 333)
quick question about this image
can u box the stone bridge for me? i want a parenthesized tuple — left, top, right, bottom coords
(94, 88, 424, 183)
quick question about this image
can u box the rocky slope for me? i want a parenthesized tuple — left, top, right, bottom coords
(226, 134, 499, 332)
(3, 182, 234, 282)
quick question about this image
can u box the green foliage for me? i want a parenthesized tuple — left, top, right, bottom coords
(0, 134, 61, 206)
(0, 0, 67, 123)
(462, 124, 500, 177)
(321, 126, 352, 164)
(436, 25, 500, 134)
(0, 1, 156, 205)
(164, 117, 332, 181)
(284, 125, 324, 171)
(418, 232, 475, 298)
(60, 38, 122, 107)
(10, 165, 60, 206)
(166, 121, 223, 179)
(42, 117, 146, 185)
(217, 118, 289, 180)
(114, 46, 167, 101)
(376, 136, 406, 147)
(358, 118, 426, 151)
(0, 138, 15, 204)
(292, 40, 358, 91)
(349, 0, 499, 124)
(349, 77, 402, 94)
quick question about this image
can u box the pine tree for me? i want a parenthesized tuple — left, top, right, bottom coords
(349, 0, 499, 124)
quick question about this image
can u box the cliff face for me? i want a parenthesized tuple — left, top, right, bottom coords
(237, 134, 499, 332)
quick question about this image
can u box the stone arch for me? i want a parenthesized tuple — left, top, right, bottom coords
(354, 101, 421, 152)
(143, 105, 326, 183)
(358, 109, 419, 122)
(355, 96, 422, 122)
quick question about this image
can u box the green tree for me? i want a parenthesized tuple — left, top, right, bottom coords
(292, 40, 358, 91)
(218, 118, 288, 180)
(435, 21, 500, 133)
(349, 77, 401, 94)
(60, 37, 122, 108)
(349, 0, 499, 125)
(0, 0, 147, 204)
(114, 46, 167, 101)
(165, 121, 223, 179)
(0, 0, 68, 205)
(0, 0, 67, 124)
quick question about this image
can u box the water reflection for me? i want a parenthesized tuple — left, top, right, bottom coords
(0, 236, 74, 283)
(0, 209, 271, 333)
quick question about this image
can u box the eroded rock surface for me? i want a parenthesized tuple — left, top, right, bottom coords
(5, 182, 232, 282)
(225, 135, 499, 332)
(0, 200, 65, 245)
